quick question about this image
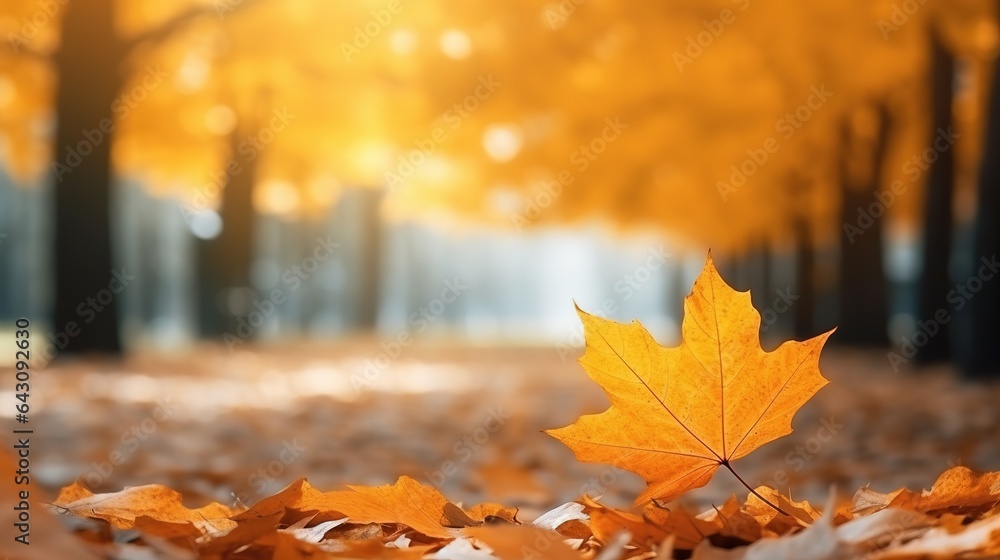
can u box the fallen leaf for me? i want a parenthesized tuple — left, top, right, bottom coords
(467, 525, 580, 559)
(594, 531, 633, 560)
(322, 521, 386, 542)
(693, 493, 935, 560)
(297, 475, 474, 538)
(465, 502, 520, 524)
(279, 517, 349, 543)
(426, 537, 495, 559)
(853, 466, 1000, 517)
(55, 481, 95, 504)
(547, 252, 833, 503)
(231, 478, 313, 521)
(835, 508, 931, 553)
(257, 530, 326, 559)
(744, 486, 820, 533)
(133, 515, 202, 545)
(52, 485, 235, 534)
(643, 500, 721, 549)
(692, 491, 844, 560)
(532, 501, 591, 539)
(325, 539, 433, 558)
(198, 510, 284, 556)
(875, 512, 1000, 558)
(580, 494, 669, 550)
(711, 496, 763, 542)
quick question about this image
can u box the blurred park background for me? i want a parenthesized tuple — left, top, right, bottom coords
(0, 0, 999, 511)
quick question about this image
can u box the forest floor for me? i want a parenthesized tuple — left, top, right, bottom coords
(16, 338, 1000, 520)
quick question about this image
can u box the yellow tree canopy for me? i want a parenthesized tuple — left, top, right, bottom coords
(0, 0, 996, 249)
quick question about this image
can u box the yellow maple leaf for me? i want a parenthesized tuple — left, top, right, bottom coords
(547, 251, 833, 505)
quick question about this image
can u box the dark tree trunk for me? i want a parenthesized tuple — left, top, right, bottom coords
(915, 28, 956, 364)
(50, 2, 246, 350)
(837, 103, 892, 346)
(793, 219, 816, 339)
(747, 239, 770, 313)
(960, 50, 1000, 377)
(195, 232, 223, 337)
(52, 0, 124, 354)
(197, 126, 258, 337)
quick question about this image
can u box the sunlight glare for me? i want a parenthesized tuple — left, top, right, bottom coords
(189, 210, 223, 240)
(440, 29, 472, 60)
(390, 29, 418, 55)
(255, 179, 301, 216)
(205, 105, 237, 136)
(482, 124, 523, 162)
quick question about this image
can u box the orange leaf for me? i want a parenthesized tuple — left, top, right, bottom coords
(53, 484, 236, 534)
(547, 251, 833, 503)
(466, 525, 580, 560)
(465, 502, 520, 524)
(853, 466, 1000, 517)
(642, 500, 720, 549)
(579, 494, 669, 549)
(297, 475, 475, 539)
(743, 486, 818, 533)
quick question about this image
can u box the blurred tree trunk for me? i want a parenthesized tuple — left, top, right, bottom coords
(915, 28, 956, 364)
(960, 52, 1000, 377)
(356, 196, 383, 329)
(793, 219, 815, 339)
(197, 125, 258, 338)
(52, 0, 123, 354)
(837, 103, 891, 346)
(747, 239, 770, 313)
(335, 187, 384, 329)
(52, 3, 234, 354)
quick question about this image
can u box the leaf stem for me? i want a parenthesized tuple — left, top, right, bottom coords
(720, 460, 791, 517)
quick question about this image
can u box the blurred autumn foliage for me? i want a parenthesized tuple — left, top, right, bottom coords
(0, 1, 993, 231)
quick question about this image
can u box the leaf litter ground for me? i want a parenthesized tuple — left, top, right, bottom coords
(7, 337, 1000, 558)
